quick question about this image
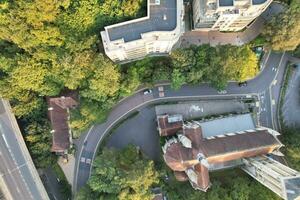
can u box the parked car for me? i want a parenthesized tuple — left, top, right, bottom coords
(143, 89, 152, 95)
(217, 90, 227, 94)
(238, 81, 247, 87)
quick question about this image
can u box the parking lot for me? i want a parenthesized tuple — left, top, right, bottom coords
(155, 100, 250, 120)
(282, 66, 300, 128)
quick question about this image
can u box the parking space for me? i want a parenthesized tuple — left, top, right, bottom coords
(282, 66, 300, 128)
(155, 100, 250, 120)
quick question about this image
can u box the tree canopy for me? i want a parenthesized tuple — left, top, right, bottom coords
(0, 0, 146, 132)
(170, 44, 258, 89)
(263, 0, 300, 51)
(23, 120, 56, 168)
(76, 145, 159, 200)
(160, 168, 281, 200)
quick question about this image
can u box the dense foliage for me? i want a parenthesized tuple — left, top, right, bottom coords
(124, 44, 258, 90)
(263, 0, 300, 51)
(76, 145, 159, 200)
(0, 0, 146, 134)
(281, 128, 300, 171)
(23, 119, 56, 168)
(160, 169, 281, 200)
(0, 0, 259, 137)
(78, 145, 280, 200)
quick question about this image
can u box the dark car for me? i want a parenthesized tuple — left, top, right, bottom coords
(238, 81, 247, 87)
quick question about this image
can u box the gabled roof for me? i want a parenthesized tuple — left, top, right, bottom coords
(47, 93, 78, 153)
(162, 119, 282, 191)
(200, 130, 280, 158)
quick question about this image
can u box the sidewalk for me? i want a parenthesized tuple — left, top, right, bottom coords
(58, 155, 75, 186)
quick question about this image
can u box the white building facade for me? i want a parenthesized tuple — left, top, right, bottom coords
(101, 0, 185, 62)
(192, 0, 272, 31)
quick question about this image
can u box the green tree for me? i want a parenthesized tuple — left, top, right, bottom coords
(0, 1, 68, 51)
(24, 120, 56, 168)
(75, 185, 97, 200)
(220, 45, 258, 82)
(87, 145, 159, 199)
(170, 47, 196, 69)
(263, 0, 300, 51)
(171, 69, 185, 90)
(80, 55, 120, 101)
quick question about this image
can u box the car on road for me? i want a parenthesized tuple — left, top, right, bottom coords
(217, 90, 227, 94)
(238, 81, 247, 87)
(143, 89, 152, 95)
(86, 158, 91, 164)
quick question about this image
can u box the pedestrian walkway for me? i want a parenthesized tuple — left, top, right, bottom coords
(58, 155, 75, 185)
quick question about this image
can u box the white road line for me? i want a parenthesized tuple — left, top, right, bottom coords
(73, 125, 94, 193)
(1, 134, 9, 148)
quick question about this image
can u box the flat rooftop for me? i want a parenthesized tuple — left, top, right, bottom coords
(198, 114, 255, 138)
(107, 0, 177, 42)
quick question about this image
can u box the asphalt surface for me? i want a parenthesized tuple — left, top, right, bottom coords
(74, 51, 290, 192)
(106, 107, 161, 161)
(0, 99, 49, 200)
(282, 65, 300, 128)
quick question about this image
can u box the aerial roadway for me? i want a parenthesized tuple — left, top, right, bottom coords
(0, 99, 49, 200)
(74, 51, 298, 192)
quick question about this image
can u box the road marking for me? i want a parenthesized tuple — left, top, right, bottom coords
(273, 80, 277, 85)
(272, 99, 276, 105)
(80, 157, 86, 163)
(1, 134, 9, 148)
(73, 125, 94, 193)
(86, 159, 91, 164)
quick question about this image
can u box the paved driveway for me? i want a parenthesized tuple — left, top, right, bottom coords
(155, 100, 249, 120)
(282, 66, 300, 128)
(106, 106, 161, 161)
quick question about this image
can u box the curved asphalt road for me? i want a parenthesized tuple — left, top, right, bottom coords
(73, 51, 292, 192)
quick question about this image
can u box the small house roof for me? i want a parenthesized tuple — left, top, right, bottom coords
(47, 93, 78, 153)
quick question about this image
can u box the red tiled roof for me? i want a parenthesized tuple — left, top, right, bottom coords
(174, 171, 189, 181)
(47, 95, 78, 153)
(157, 115, 183, 136)
(183, 124, 203, 148)
(164, 142, 195, 171)
(163, 125, 282, 191)
(192, 164, 210, 191)
(200, 130, 280, 158)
